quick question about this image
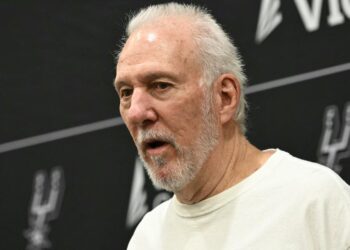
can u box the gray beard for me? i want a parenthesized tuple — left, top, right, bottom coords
(136, 89, 219, 192)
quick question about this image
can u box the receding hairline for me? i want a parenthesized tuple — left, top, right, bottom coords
(125, 14, 202, 50)
(121, 7, 215, 64)
(118, 15, 204, 74)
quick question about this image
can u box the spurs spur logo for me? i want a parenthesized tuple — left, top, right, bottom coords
(126, 157, 171, 229)
(318, 102, 350, 173)
(24, 167, 65, 250)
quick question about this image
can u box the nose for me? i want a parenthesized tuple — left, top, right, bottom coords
(124, 88, 157, 126)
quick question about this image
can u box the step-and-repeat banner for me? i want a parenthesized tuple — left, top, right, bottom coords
(1, 1, 349, 249)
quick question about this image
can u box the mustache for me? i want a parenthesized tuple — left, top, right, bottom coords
(137, 129, 177, 149)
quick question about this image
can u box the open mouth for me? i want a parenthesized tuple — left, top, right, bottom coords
(143, 139, 170, 155)
(145, 139, 168, 149)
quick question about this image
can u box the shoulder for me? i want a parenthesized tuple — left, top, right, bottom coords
(276, 149, 350, 204)
(270, 150, 350, 247)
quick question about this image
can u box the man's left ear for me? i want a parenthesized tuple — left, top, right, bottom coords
(214, 74, 240, 124)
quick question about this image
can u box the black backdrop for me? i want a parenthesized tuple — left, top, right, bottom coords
(1, 1, 349, 250)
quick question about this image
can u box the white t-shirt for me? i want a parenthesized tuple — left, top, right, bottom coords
(128, 149, 350, 250)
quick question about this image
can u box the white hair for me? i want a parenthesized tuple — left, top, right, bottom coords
(119, 2, 248, 133)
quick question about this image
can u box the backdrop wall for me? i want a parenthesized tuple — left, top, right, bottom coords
(1, 1, 349, 249)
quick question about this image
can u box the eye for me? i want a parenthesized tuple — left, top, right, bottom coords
(154, 82, 171, 90)
(119, 87, 133, 98)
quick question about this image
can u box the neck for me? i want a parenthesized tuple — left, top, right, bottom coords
(175, 123, 273, 204)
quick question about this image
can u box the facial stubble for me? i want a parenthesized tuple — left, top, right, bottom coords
(136, 88, 220, 192)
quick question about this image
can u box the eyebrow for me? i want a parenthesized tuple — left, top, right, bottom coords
(114, 71, 180, 89)
(113, 79, 125, 89)
(142, 71, 179, 83)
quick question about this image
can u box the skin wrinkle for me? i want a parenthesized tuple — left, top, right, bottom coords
(177, 125, 246, 203)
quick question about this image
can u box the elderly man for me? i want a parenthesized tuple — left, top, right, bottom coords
(114, 3, 350, 250)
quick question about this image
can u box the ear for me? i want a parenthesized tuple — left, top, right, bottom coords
(214, 74, 240, 124)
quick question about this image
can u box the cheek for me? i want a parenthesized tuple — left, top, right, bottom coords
(165, 98, 204, 139)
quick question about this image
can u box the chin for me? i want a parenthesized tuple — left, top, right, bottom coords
(150, 163, 197, 193)
(149, 164, 184, 192)
(139, 146, 205, 192)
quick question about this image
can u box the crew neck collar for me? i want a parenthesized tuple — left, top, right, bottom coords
(172, 149, 285, 218)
